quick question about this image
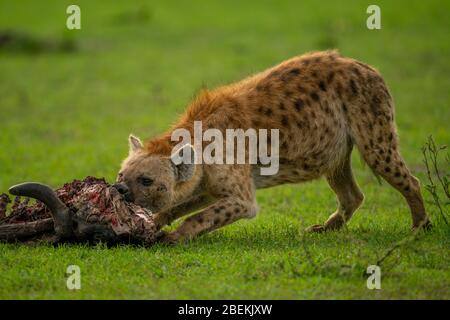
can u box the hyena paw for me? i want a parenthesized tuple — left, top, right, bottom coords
(305, 224, 327, 233)
(305, 220, 343, 233)
(412, 219, 432, 232)
(155, 230, 180, 245)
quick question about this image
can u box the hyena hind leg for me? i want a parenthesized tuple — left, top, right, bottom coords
(306, 152, 364, 233)
(351, 111, 431, 230)
(361, 145, 431, 230)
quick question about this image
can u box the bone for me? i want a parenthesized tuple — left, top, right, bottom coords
(0, 218, 54, 241)
(9, 183, 73, 239)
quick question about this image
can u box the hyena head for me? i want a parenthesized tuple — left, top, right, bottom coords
(115, 135, 196, 212)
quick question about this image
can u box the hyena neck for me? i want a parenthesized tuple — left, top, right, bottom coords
(144, 88, 234, 156)
(173, 165, 204, 205)
(169, 88, 234, 133)
(144, 133, 175, 156)
(143, 117, 201, 156)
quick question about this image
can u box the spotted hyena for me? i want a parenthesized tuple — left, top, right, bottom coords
(116, 50, 430, 244)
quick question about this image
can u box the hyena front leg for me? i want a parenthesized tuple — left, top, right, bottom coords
(158, 165, 257, 244)
(153, 194, 212, 229)
(157, 196, 257, 244)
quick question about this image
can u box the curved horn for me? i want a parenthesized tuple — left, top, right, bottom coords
(9, 183, 73, 238)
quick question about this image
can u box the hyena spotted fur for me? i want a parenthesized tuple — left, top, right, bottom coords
(117, 50, 431, 244)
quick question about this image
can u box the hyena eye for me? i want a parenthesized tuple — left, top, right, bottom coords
(138, 177, 154, 187)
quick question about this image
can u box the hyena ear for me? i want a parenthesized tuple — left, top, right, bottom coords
(170, 144, 195, 182)
(128, 134, 143, 154)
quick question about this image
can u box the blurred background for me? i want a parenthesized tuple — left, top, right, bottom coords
(0, 0, 448, 188)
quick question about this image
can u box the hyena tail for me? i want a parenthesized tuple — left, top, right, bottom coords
(347, 92, 430, 228)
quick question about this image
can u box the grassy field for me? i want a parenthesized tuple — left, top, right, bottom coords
(0, 0, 449, 299)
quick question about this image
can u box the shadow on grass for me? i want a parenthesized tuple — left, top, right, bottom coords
(1, 222, 444, 254)
(195, 227, 415, 249)
(0, 30, 78, 54)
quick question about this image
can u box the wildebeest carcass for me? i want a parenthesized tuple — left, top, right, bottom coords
(0, 177, 158, 245)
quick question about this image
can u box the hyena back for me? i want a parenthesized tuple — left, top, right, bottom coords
(117, 50, 430, 243)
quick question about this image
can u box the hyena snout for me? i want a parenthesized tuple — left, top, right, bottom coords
(112, 183, 134, 202)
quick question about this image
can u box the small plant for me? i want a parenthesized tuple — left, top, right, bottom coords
(422, 136, 449, 226)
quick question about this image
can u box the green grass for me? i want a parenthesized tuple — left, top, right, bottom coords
(0, 0, 449, 299)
